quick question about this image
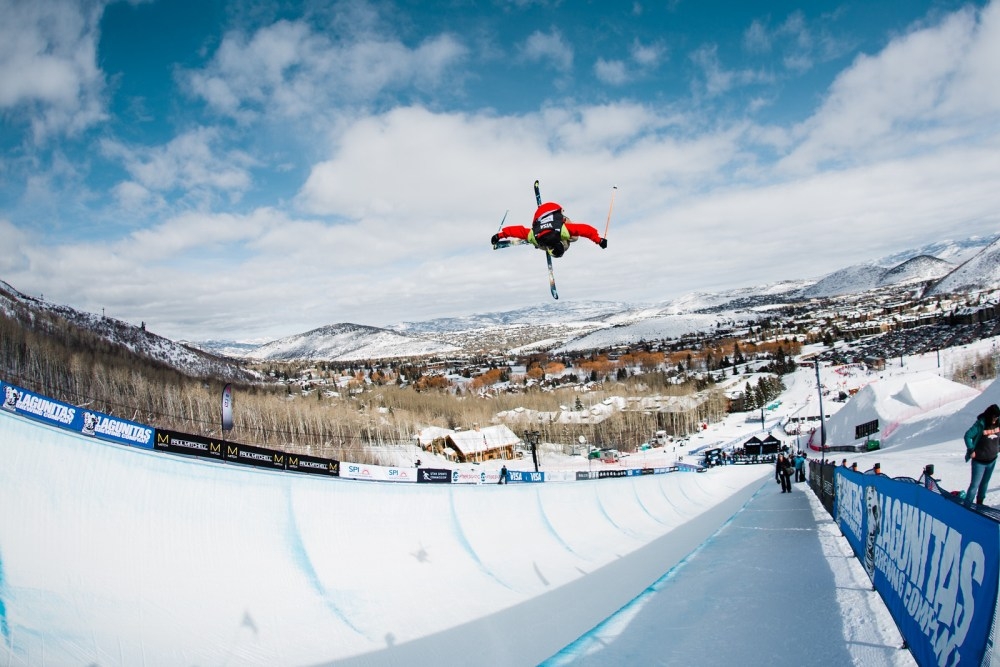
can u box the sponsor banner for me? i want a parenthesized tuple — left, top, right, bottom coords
(626, 468, 658, 476)
(340, 461, 416, 483)
(1, 380, 154, 449)
(482, 469, 503, 485)
(505, 469, 544, 484)
(597, 469, 628, 479)
(286, 454, 339, 477)
(221, 383, 234, 432)
(544, 470, 578, 483)
(2, 381, 78, 429)
(835, 469, 999, 667)
(417, 468, 452, 484)
(223, 442, 286, 471)
(80, 410, 154, 449)
(452, 467, 486, 485)
(576, 471, 596, 481)
(154, 429, 224, 460)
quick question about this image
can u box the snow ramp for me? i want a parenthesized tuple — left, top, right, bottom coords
(0, 409, 768, 666)
(823, 371, 978, 447)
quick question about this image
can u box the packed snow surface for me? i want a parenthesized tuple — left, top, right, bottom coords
(2, 337, 999, 665)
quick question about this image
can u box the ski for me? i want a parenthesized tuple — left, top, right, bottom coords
(534, 180, 559, 299)
(492, 210, 515, 249)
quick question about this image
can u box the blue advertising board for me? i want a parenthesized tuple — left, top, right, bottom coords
(835, 468, 999, 667)
(505, 469, 545, 484)
(1, 380, 153, 449)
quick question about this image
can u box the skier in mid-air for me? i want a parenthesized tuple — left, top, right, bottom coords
(491, 201, 607, 258)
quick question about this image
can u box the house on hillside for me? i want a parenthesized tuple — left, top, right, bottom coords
(418, 425, 520, 463)
(444, 425, 520, 462)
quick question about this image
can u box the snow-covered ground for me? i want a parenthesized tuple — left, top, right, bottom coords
(0, 336, 997, 666)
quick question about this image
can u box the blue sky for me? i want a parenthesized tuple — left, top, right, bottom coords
(1, 0, 998, 342)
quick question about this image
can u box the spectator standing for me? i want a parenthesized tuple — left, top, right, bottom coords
(498, 465, 508, 485)
(776, 454, 793, 493)
(964, 404, 1000, 508)
(794, 453, 806, 483)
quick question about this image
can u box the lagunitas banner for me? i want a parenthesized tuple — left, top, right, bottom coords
(2, 381, 78, 428)
(1, 380, 153, 449)
(835, 469, 1000, 667)
(79, 409, 154, 449)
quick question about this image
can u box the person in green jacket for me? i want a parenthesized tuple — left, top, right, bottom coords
(964, 403, 1000, 508)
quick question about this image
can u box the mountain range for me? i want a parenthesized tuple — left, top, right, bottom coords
(2, 235, 998, 371)
(0, 280, 255, 381)
(198, 234, 1000, 362)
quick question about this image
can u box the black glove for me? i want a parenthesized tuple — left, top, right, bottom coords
(599, 238, 608, 249)
(491, 233, 500, 246)
(966, 450, 972, 462)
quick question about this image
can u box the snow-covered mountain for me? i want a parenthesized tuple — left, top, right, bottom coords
(799, 254, 956, 299)
(0, 280, 254, 381)
(799, 263, 894, 298)
(4, 234, 998, 367)
(876, 235, 998, 267)
(877, 255, 954, 287)
(927, 236, 1000, 296)
(389, 301, 635, 335)
(244, 323, 460, 362)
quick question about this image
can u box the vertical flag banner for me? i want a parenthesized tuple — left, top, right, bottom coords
(221, 383, 234, 432)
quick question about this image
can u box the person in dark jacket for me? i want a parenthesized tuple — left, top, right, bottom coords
(776, 453, 792, 493)
(964, 403, 1000, 508)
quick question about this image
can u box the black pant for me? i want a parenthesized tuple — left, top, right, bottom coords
(779, 473, 792, 492)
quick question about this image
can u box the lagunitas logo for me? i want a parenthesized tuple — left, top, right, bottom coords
(867, 484, 987, 665)
(81, 412, 154, 445)
(2, 386, 18, 411)
(14, 391, 75, 424)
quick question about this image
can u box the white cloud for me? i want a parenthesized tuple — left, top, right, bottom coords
(101, 128, 255, 201)
(5, 2, 1000, 342)
(0, 0, 108, 140)
(593, 40, 665, 86)
(744, 19, 771, 53)
(594, 58, 628, 85)
(0, 218, 30, 274)
(185, 18, 468, 122)
(630, 39, 666, 68)
(690, 44, 768, 97)
(743, 10, 840, 74)
(781, 3, 996, 172)
(519, 29, 573, 72)
(111, 181, 162, 214)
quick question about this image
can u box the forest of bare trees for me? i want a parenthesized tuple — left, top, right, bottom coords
(1, 309, 745, 462)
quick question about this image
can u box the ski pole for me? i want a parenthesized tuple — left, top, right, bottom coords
(603, 186, 617, 238)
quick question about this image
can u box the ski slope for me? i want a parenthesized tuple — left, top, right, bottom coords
(0, 410, 767, 666)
